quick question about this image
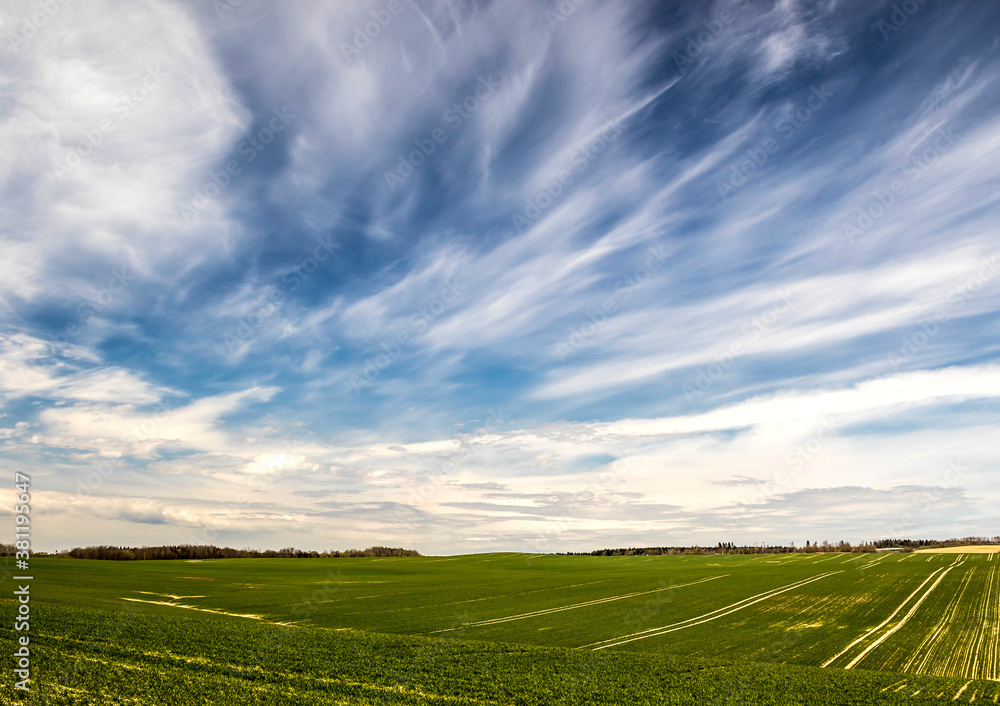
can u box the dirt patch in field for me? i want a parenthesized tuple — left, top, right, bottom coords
(914, 545, 999, 554)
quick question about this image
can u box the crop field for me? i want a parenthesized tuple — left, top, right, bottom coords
(3, 551, 999, 704)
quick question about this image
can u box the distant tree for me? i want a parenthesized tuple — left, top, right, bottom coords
(63, 544, 420, 560)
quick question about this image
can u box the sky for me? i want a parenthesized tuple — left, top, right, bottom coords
(2, 0, 999, 555)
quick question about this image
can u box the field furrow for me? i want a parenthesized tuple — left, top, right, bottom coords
(822, 564, 952, 668)
(587, 571, 842, 650)
(430, 574, 728, 633)
(844, 561, 961, 670)
(830, 559, 999, 681)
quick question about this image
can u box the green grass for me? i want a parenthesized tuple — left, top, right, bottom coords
(3, 551, 998, 703)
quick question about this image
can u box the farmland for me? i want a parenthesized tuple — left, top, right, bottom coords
(3, 551, 998, 704)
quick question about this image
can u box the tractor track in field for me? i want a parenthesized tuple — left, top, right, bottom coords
(428, 574, 728, 634)
(584, 571, 843, 650)
(120, 597, 300, 626)
(822, 557, 965, 670)
(900, 563, 1000, 681)
(902, 566, 978, 677)
(968, 565, 1000, 681)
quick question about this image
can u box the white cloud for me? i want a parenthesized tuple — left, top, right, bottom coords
(37, 386, 278, 458)
(0, 333, 171, 405)
(532, 245, 1000, 399)
(0, 0, 248, 307)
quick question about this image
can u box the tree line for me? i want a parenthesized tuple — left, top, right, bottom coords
(3, 536, 997, 559)
(0, 544, 420, 560)
(567, 536, 1000, 557)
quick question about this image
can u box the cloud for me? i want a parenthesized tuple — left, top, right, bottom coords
(458, 482, 508, 491)
(0, 333, 172, 405)
(731, 485, 974, 538)
(0, 0, 248, 315)
(596, 364, 1000, 437)
(36, 385, 278, 459)
(4, 0, 1000, 552)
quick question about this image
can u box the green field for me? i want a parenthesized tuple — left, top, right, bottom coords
(4, 551, 999, 704)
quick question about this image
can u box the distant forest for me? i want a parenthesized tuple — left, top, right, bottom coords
(570, 537, 1000, 556)
(0, 544, 420, 560)
(4, 536, 998, 560)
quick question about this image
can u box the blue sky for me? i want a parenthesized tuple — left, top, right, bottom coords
(2, 0, 999, 554)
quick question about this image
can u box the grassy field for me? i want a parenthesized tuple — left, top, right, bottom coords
(3, 551, 998, 703)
